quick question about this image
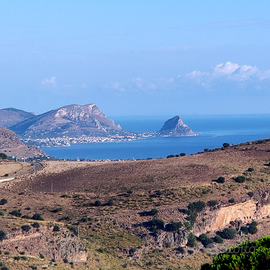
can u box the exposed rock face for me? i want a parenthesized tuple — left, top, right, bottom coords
(0, 126, 45, 158)
(193, 190, 270, 236)
(0, 108, 35, 128)
(10, 104, 126, 139)
(155, 230, 188, 248)
(156, 116, 196, 137)
(0, 226, 87, 263)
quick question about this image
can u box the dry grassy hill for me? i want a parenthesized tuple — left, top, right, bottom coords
(0, 139, 270, 269)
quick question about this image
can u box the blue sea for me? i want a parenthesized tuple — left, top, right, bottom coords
(41, 114, 270, 160)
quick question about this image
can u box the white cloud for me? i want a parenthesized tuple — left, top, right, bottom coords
(132, 77, 144, 88)
(213, 62, 239, 75)
(41, 76, 56, 85)
(186, 70, 208, 78)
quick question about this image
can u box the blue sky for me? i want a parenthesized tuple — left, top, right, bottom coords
(1, 1, 270, 116)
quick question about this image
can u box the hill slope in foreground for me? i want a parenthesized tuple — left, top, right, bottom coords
(0, 139, 270, 269)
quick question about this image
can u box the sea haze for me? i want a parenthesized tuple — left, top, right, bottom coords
(41, 114, 270, 160)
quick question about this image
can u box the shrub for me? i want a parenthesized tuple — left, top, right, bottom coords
(0, 153, 7, 159)
(140, 208, 158, 216)
(53, 225, 60, 232)
(31, 222, 40, 228)
(21, 225, 31, 232)
(184, 222, 192, 231)
(51, 207, 62, 213)
(187, 233, 196, 247)
(188, 200, 206, 213)
(67, 225, 78, 236)
(94, 200, 101, 206)
(240, 226, 249, 235)
(0, 199, 7, 205)
(127, 190, 133, 195)
(22, 214, 32, 219)
(0, 211, 4, 216)
(228, 198, 235, 203)
(175, 246, 185, 254)
(58, 216, 71, 221)
(32, 213, 44, 220)
(223, 143, 230, 148)
(207, 200, 218, 207)
(248, 223, 258, 234)
(216, 177, 225, 183)
(167, 154, 175, 158)
(107, 199, 114, 206)
(247, 167, 254, 172)
(220, 228, 237, 239)
(165, 222, 182, 232)
(9, 209, 22, 217)
(14, 256, 20, 261)
(185, 212, 198, 225)
(198, 233, 208, 242)
(39, 253, 44, 259)
(151, 218, 164, 230)
(213, 235, 223, 243)
(180, 153, 186, 156)
(0, 230, 6, 241)
(235, 176, 245, 183)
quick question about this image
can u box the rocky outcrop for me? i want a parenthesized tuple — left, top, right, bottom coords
(156, 116, 196, 137)
(0, 126, 45, 158)
(155, 230, 188, 247)
(10, 104, 130, 139)
(0, 225, 87, 263)
(193, 190, 270, 235)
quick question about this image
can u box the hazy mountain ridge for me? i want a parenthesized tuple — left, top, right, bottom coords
(0, 108, 35, 128)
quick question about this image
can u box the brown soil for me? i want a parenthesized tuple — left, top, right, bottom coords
(0, 138, 270, 269)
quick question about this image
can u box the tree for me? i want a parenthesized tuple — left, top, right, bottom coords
(32, 213, 44, 220)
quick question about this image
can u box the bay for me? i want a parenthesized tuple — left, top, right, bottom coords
(41, 114, 270, 160)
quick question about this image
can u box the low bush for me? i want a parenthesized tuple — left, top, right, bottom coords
(247, 191, 254, 197)
(0, 211, 4, 216)
(228, 198, 235, 203)
(165, 222, 182, 232)
(223, 143, 230, 148)
(188, 200, 206, 213)
(21, 225, 31, 232)
(53, 225, 60, 232)
(235, 176, 246, 183)
(0, 230, 6, 241)
(187, 233, 196, 247)
(220, 228, 237, 239)
(213, 235, 223, 243)
(32, 213, 44, 221)
(247, 167, 254, 172)
(0, 199, 7, 205)
(31, 222, 40, 228)
(207, 200, 218, 207)
(51, 207, 62, 213)
(240, 226, 249, 235)
(107, 199, 114, 206)
(175, 246, 185, 254)
(216, 177, 225, 183)
(9, 209, 21, 217)
(140, 208, 158, 216)
(180, 153, 186, 156)
(94, 200, 101, 206)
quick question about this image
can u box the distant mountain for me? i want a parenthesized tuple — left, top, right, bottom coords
(0, 108, 35, 128)
(156, 115, 196, 136)
(10, 104, 129, 139)
(0, 126, 45, 158)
